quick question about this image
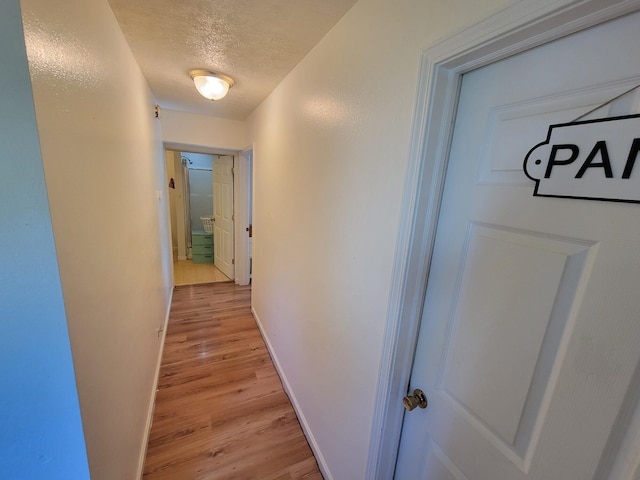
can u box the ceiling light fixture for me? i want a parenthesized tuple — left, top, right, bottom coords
(189, 69, 234, 101)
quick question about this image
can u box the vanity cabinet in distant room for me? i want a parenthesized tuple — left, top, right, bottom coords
(191, 230, 213, 264)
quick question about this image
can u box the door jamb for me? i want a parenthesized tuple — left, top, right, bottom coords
(234, 148, 253, 286)
(366, 1, 640, 478)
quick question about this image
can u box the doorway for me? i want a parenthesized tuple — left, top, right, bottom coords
(396, 9, 640, 477)
(366, 1, 640, 478)
(165, 149, 232, 285)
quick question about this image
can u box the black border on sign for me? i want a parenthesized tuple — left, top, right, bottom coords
(523, 112, 640, 204)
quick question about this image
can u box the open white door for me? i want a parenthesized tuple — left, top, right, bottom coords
(395, 10, 640, 479)
(213, 155, 234, 279)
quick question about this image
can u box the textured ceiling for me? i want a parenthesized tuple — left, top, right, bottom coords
(107, 0, 358, 120)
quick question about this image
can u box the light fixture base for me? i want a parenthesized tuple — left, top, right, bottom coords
(188, 69, 235, 87)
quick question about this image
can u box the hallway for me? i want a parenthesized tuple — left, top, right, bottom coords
(143, 282, 322, 479)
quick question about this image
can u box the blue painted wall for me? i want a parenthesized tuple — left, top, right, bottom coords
(0, 1, 89, 478)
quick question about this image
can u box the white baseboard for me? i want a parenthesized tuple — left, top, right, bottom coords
(136, 286, 174, 479)
(251, 307, 333, 480)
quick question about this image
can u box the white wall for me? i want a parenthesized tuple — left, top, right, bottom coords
(0, 2, 89, 478)
(245, 0, 514, 478)
(161, 108, 247, 151)
(20, 0, 173, 478)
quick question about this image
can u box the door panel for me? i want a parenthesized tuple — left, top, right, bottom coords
(440, 225, 593, 452)
(213, 155, 234, 279)
(395, 11, 640, 480)
(476, 78, 640, 186)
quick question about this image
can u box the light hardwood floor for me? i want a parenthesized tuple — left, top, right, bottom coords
(173, 259, 231, 286)
(143, 282, 323, 479)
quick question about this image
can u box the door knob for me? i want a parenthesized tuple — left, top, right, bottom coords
(403, 389, 428, 411)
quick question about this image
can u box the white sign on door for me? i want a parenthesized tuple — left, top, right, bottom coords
(523, 114, 640, 203)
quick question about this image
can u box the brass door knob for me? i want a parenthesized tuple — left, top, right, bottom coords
(403, 389, 428, 411)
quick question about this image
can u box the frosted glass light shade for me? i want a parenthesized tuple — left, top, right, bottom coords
(189, 70, 234, 101)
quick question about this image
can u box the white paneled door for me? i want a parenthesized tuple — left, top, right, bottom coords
(395, 11, 640, 480)
(213, 155, 235, 279)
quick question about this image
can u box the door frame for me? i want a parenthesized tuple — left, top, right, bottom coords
(366, 1, 640, 478)
(234, 147, 253, 286)
(163, 142, 252, 284)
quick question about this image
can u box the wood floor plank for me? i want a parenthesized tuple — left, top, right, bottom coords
(143, 282, 322, 480)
